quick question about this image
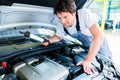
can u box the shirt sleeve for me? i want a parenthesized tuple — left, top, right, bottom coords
(81, 9, 98, 29)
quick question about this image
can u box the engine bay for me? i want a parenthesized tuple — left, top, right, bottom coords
(0, 38, 119, 80)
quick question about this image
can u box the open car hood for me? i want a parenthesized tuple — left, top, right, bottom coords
(0, 0, 92, 32)
(0, 0, 85, 59)
(0, 0, 87, 8)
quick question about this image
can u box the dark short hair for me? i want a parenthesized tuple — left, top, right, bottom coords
(54, 0, 76, 14)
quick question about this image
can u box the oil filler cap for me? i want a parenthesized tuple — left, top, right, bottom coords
(2, 62, 7, 68)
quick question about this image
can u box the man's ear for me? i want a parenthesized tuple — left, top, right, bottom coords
(72, 11, 76, 16)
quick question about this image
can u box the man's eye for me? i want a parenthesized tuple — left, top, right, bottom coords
(64, 16, 67, 19)
(58, 18, 61, 20)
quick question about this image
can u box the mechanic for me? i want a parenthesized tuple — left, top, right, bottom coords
(42, 0, 112, 75)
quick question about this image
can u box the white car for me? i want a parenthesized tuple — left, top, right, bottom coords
(0, 0, 120, 80)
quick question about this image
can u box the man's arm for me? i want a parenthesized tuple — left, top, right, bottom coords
(86, 23, 104, 63)
(77, 23, 104, 74)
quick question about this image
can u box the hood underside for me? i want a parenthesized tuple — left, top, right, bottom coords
(0, 0, 87, 9)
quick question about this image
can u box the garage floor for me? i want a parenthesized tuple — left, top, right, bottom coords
(104, 29, 120, 70)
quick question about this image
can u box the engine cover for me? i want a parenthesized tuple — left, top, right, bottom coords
(13, 57, 69, 80)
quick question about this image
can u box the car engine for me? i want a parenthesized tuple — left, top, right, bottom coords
(13, 57, 69, 80)
(0, 23, 119, 80)
(0, 40, 120, 80)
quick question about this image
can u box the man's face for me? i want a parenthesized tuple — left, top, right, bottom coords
(57, 12, 76, 28)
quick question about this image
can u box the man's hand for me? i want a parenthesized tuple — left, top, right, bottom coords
(41, 38, 50, 46)
(41, 42, 49, 46)
(76, 60, 94, 75)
